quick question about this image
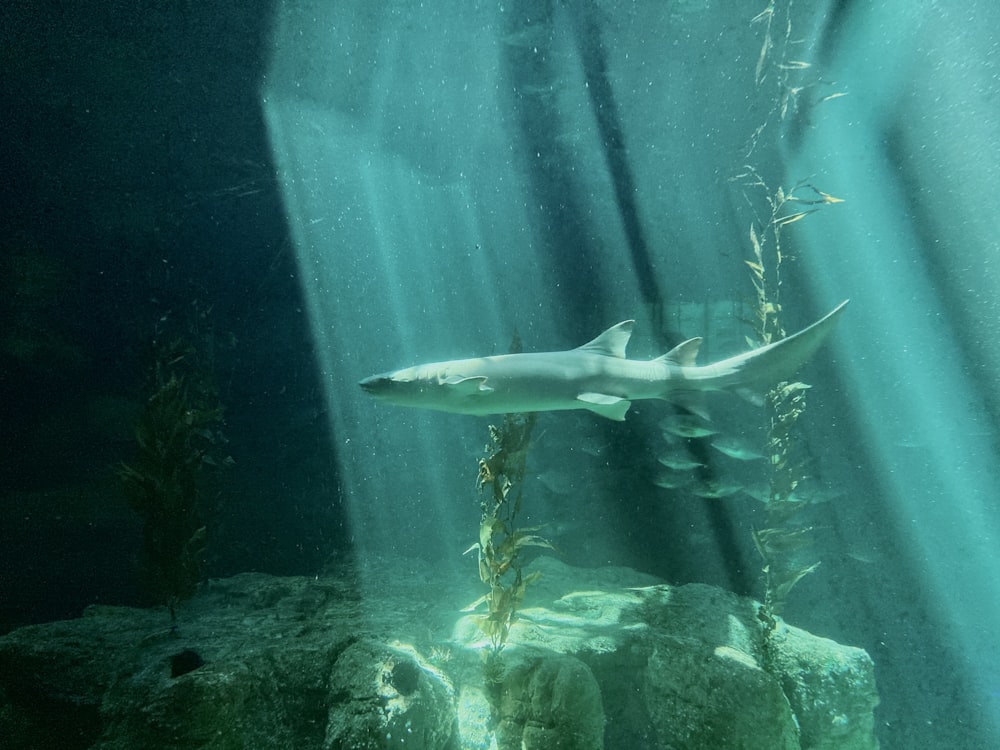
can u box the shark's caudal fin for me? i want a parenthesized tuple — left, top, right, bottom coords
(700, 300, 849, 393)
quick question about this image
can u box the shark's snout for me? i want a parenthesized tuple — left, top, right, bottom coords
(360, 370, 415, 399)
(359, 374, 388, 394)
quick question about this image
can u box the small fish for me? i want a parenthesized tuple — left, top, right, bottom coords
(577, 437, 608, 457)
(657, 455, 704, 471)
(535, 470, 575, 496)
(660, 414, 718, 439)
(652, 471, 692, 490)
(711, 437, 766, 461)
(845, 549, 877, 565)
(744, 484, 840, 506)
(797, 486, 844, 505)
(743, 484, 771, 504)
(690, 480, 744, 499)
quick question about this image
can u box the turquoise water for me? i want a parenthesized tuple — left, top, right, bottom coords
(3, 1, 999, 747)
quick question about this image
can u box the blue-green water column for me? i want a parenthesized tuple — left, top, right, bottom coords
(789, 1, 1000, 738)
(260, 1, 652, 582)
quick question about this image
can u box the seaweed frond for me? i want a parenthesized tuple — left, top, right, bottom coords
(468, 410, 547, 657)
(119, 304, 231, 610)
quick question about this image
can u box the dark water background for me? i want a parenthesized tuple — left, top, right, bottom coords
(3, 2, 1000, 748)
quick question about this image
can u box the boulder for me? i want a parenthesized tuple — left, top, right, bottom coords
(493, 652, 604, 750)
(0, 557, 878, 749)
(324, 640, 456, 749)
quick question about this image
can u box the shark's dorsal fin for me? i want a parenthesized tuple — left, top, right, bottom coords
(575, 320, 635, 358)
(656, 337, 702, 367)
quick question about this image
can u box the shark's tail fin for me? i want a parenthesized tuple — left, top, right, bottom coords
(687, 300, 849, 396)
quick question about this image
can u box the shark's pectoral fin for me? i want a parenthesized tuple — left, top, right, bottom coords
(443, 375, 494, 395)
(577, 392, 631, 421)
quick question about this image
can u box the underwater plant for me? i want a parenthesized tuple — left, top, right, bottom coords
(118, 304, 230, 614)
(743, 0, 847, 162)
(743, 191, 827, 663)
(465, 412, 554, 667)
(743, 197, 816, 602)
(736, 1, 845, 654)
(463, 334, 554, 688)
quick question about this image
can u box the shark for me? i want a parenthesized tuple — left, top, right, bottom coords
(359, 300, 847, 421)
